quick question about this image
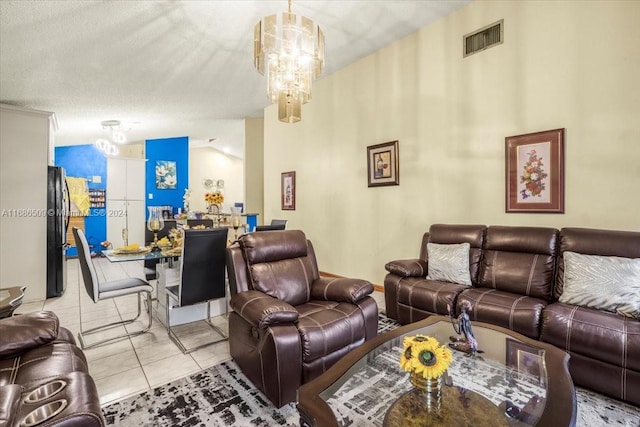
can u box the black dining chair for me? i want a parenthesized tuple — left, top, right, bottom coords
(165, 227, 228, 353)
(73, 227, 154, 349)
(256, 223, 286, 232)
(270, 219, 288, 228)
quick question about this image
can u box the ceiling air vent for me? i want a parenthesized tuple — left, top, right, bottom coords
(463, 19, 503, 57)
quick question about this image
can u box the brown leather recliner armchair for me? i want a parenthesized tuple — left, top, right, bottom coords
(0, 311, 105, 426)
(226, 230, 378, 408)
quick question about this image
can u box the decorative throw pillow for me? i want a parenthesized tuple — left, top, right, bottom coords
(426, 242, 472, 286)
(559, 251, 640, 319)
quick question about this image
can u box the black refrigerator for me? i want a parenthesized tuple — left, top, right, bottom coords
(47, 166, 69, 298)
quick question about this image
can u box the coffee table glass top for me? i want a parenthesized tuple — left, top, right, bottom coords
(299, 316, 575, 427)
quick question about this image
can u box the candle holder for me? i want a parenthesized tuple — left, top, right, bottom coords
(147, 206, 165, 249)
(230, 206, 242, 240)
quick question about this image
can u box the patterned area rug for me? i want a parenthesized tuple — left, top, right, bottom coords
(102, 313, 640, 427)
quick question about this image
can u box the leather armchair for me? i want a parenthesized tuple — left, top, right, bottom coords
(226, 230, 378, 408)
(0, 311, 104, 426)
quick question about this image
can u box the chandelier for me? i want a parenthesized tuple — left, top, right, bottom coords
(95, 120, 127, 156)
(254, 0, 325, 123)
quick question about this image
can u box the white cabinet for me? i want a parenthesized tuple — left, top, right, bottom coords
(107, 158, 145, 200)
(0, 104, 56, 302)
(106, 158, 146, 247)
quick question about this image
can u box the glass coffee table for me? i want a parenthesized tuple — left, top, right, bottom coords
(297, 315, 576, 427)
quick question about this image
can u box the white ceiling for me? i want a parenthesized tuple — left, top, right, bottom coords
(0, 0, 469, 158)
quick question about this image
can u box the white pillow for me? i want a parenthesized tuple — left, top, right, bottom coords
(426, 242, 472, 286)
(560, 251, 640, 319)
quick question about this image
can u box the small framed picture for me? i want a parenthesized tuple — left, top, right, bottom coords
(506, 338, 545, 384)
(367, 140, 399, 187)
(281, 171, 296, 210)
(505, 128, 564, 213)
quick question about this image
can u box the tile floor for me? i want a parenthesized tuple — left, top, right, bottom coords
(15, 257, 388, 407)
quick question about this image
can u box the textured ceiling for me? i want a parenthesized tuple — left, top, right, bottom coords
(0, 0, 469, 158)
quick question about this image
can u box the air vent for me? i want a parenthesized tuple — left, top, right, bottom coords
(463, 19, 503, 57)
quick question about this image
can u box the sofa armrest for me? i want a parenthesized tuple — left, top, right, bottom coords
(310, 277, 373, 303)
(385, 259, 428, 278)
(0, 311, 59, 359)
(230, 291, 299, 329)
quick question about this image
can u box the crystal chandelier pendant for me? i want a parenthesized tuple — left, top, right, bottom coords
(254, 0, 324, 123)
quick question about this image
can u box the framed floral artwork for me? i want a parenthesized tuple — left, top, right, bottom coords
(367, 140, 399, 187)
(505, 129, 564, 213)
(156, 160, 177, 189)
(506, 338, 545, 385)
(281, 171, 295, 210)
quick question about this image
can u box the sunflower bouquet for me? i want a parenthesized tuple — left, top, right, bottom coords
(400, 334, 453, 380)
(204, 191, 224, 206)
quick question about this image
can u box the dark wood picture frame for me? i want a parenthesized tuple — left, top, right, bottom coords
(506, 338, 545, 385)
(505, 128, 564, 213)
(367, 140, 399, 187)
(281, 171, 296, 210)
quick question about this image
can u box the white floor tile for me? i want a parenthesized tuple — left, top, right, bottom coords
(134, 338, 184, 366)
(142, 353, 201, 389)
(95, 366, 150, 406)
(190, 340, 231, 370)
(88, 349, 141, 381)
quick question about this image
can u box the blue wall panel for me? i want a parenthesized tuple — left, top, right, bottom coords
(145, 136, 189, 213)
(55, 144, 107, 255)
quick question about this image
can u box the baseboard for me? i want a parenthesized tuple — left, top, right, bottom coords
(319, 271, 384, 293)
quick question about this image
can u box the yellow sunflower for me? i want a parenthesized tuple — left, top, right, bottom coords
(400, 334, 439, 370)
(400, 335, 453, 380)
(410, 341, 452, 379)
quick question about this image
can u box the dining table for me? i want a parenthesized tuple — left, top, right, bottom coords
(102, 242, 228, 328)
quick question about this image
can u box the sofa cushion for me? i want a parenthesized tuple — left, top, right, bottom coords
(559, 252, 640, 318)
(240, 230, 308, 264)
(295, 300, 368, 362)
(478, 226, 558, 300)
(395, 277, 468, 317)
(240, 230, 318, 306)
(0, 341, 89, 387)
(541, 302, 640, 372)
(0, 311, 59, 359)
(426, 243, 472, 286)
(457, 288, 547, 339)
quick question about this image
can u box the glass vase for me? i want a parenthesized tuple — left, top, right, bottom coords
(147, 206, 165, 248)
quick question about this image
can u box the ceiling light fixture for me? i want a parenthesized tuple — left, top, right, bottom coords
(253, 0, 325, 123)
(101, 120, 127, 144)
(94, 120, 127, 156)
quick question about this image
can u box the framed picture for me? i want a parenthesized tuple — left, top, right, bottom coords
(367, 140, 399, 187)
(505, 128, 564, 213)
(281, 171, 296, 210)
(156, 160, 177, 189)
(506, 338, 545, 384)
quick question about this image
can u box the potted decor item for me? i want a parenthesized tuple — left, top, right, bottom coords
(400, 335, 453, 410)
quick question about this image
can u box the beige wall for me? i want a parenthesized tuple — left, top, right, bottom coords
(245, 117, 264, 222)
(262, 1, 640, 286)
(188, 147, 244, 212)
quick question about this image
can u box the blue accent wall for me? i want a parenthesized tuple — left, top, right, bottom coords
(55, 144, 107, 255)
(145, 136, 189, 213)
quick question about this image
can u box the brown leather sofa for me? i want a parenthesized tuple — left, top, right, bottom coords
(0, 311, 105, 427)
(226, 230, 378, 408)
(384, 224, 640, 406)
